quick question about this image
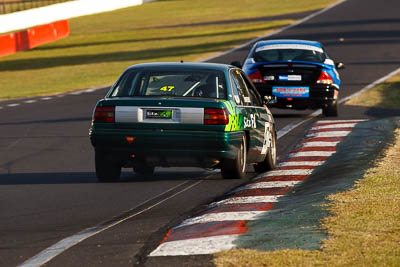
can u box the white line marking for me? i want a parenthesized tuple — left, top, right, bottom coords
(316, 119, 367, 124)
(67, 86, 110, 96)
(276, 93, 370, 141)
(7, 103, 20, 107)
(24, 100, 37, 104)
(232, 181, 301, 193)
(0, 106, 3, 109)
(209, 196, 281, 207)
(150, 235, 240, 256)
(41, 97, 52, 100)
(277, 110, 321, 139)
(278, 161, 324, 167)
(310, 123, 357, 130)
(83, 88, 97, 93)
(69, 91, 83, 95)
(340, 67, 400, 104)
(289, 151, 335, 157)
(18, 181, 202, 267)
(264, 169, 313, 176)
(174, 211, 265, 229)
(307, 131, 351, 138)
(301, 141, 340, 147)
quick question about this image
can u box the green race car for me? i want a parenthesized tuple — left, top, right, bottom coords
(89, 62, 276, 182)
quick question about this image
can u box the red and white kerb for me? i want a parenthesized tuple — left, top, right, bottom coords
(149, 120, 366, 256)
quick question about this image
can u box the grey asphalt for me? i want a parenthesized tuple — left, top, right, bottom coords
(0, 0, 400, 266)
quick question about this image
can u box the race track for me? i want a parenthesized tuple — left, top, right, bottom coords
(1, 0, 399, 266)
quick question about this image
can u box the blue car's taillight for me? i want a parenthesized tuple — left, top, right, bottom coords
(248, 70, 266, 84)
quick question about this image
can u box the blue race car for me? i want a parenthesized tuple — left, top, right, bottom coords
(239, 39, 344, 116)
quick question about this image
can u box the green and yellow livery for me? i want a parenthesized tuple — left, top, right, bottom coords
(90, 62, 276, 182)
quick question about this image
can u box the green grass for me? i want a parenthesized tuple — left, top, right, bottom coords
(214, 129, 400, 266)
(214, 77, 400, 266)
(0, 0, 335, 99)
(345, 73, 400, 110)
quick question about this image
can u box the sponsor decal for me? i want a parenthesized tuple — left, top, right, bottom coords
(278, 75, 301, 81)
(273, 86, 309, 98)
(244, 114, 256, 129)
(146, 109, 173, 119)
(223, 100, 243, 132)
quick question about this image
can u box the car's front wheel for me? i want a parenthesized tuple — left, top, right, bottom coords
(221, 135, 247, 179)
(254, 131, 276, 172)
(95, 151, 121, 182)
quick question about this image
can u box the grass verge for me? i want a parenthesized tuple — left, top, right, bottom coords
(345, 73, 400, 110)
(214, 76, 400, 266)
(0, 0, 335, 99)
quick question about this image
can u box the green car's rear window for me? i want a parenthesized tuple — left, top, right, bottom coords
(110, 69, 227, 99)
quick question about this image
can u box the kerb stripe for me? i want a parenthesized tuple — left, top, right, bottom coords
(174, 211, 265, 229)
(150, 235, 240, 256)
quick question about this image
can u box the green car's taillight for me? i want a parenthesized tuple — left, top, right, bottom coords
(204, 108, 229, 125)
(93, 106, 115, 123)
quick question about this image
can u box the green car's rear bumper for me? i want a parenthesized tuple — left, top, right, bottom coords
(90, 128, 244, 168)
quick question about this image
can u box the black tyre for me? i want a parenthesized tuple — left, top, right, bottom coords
(221, 135, 247, 179)
(322, 101, 338, 117)
(254, 131, 277, 173)
(134, 165, 155, 176)
(95, 151, 121, 182)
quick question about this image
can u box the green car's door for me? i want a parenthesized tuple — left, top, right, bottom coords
(230, 69, 269, 163)
(241, 71, 273, 162)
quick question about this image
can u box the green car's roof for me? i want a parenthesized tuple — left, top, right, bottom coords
(125, 62, 235, 72)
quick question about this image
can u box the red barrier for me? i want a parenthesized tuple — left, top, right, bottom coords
(0, 33, 17, 56)
(0, 20, 69, 57)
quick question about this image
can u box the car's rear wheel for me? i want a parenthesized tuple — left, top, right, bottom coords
(95, 151, 121, 182)
(134, 165, 155, 176)
(221, 135, 247, 179)
(323, 101, 338, 117)
(254, 131, 276, 172)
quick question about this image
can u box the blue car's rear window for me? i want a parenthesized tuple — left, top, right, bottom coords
(110, 69, 227, 99)
(253, 47, 326, 63)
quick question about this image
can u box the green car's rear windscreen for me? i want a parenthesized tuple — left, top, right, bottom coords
(110, 69, 227, 99)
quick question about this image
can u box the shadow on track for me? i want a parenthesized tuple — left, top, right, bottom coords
(0, 168, 221, 185)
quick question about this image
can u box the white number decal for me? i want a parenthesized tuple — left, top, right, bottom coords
(261, 123, 272, 155)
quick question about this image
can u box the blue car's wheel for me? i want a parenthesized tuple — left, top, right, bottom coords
(323, 101, 338, 117)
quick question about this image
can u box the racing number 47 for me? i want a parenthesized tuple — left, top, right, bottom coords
(160, 86, 175, 92)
